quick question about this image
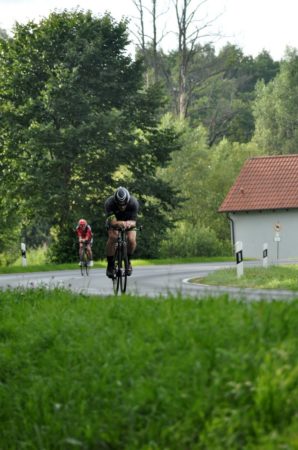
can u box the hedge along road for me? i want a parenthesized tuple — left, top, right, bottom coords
(1, 261, 298, 301)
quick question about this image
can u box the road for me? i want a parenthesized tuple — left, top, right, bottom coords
(1, 262, 298, 301)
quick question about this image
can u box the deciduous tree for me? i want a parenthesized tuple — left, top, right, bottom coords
(0, 10, 179, 261)
(253, 48, 298, 154)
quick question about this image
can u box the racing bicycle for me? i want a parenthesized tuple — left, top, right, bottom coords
(111, 225, 142, 294)
(79, 240, 91, 276)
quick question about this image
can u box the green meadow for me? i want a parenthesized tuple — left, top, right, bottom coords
(1, 288, 298, 449)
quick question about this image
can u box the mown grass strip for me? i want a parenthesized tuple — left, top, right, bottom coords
(1, 288, 298, 449)
(0, 256, 235, 274)
(196, 264, 298, 291)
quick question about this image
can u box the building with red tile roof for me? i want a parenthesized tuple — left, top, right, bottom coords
(219, 154, 298, 261)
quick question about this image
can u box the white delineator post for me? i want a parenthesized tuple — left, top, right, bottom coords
(263, 243, 268, 268)
(21, 242, 27, 266)
(274, 231, 280, 261)
(235, 241, 243, 278)
(274, 223, 281, 263)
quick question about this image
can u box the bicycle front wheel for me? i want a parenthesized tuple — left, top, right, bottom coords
(120, 248, 128, 293)
(113, 248, 121, 294)
(80, 258, 84, 276)
(81, 249, 89, 276)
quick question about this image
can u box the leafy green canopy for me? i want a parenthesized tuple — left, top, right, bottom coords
(253, 48, 298, 155)
(160, 118, 262, 253)
(0, 10, 179, 261)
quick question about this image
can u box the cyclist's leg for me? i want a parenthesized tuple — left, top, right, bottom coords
(86, 242, 93, 266)
(126, 230, 137, 275)
(79, 241, 84, 264)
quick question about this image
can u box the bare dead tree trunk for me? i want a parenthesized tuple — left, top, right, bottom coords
(176, 0, 189, 118)
(131, 0, 221, 106)
(132, 0, 150, 85)
(133, 0, 146, 53)
(132, 0, 169, 84)
(173, 0, 220, 119)
(152, 0, 158, 83)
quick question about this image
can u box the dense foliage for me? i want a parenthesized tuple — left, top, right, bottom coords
(0, 10, 179, 262)
(253, 48, 298, 154)
(0, 12, 182, 261)
(1, 4, 296, 264)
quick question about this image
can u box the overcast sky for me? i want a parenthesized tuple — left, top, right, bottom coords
(0, 0, 297, 60)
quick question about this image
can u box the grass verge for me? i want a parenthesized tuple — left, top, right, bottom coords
(0, 256, 235, 274)
(1, 288, 298, 449)
(195, 264, 298, 291)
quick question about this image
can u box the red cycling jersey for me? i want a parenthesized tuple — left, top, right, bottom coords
(76, 224, 92, 241)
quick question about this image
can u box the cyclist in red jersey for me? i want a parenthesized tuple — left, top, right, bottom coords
(76, 219, 93, 266)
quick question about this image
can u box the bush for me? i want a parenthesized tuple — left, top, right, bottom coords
(0, 241, 22, 266)
(47, 221, 107, 264)
(159, 223, 231, 258)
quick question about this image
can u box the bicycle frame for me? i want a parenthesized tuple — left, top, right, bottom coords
(80, 241, 90, 276)
(109, 225, 142, 294)
(112, 227, 129, 294)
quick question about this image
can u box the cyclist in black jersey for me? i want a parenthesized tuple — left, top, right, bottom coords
(104, 187, 140, 278)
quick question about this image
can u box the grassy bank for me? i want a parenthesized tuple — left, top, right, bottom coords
(1, 288, 298, 449)
(196, 264, 298, 291)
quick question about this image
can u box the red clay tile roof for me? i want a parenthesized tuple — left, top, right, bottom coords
(219, 154, 298, 212)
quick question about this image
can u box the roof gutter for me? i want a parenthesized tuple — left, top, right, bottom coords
(227, 213, 235, 252)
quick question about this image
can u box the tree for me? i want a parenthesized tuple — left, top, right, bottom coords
(131, 0, 222, 118)
(187, 44, 279, 145)
(172, 0, 222, 118)
(204, 138, 263, 240)
(132, 0, 170, 85)
(0, 28, 8, 39)
(160, 117, 262, 252)
(253, 48, 298, 155)
(0, 9, 180, 262)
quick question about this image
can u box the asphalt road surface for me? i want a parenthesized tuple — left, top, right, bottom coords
(1, 262, 298, 301)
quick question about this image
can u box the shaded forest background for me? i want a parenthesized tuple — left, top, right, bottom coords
(0, 1, 297, 264)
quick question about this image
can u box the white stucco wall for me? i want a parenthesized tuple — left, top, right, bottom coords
(228, 209, 298, 261)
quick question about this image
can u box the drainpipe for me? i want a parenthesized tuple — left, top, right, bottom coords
(227, 213, 235, 254)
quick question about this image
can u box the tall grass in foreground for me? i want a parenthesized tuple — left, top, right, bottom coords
(1, 288, 298, 449)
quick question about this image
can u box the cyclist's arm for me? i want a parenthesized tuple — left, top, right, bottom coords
(86, 228, 92, 241)
(124, 220, 136, 229)
(106, 214, 135, 229)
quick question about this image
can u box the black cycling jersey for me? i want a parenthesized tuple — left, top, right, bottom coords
(104, 195, 139, 221)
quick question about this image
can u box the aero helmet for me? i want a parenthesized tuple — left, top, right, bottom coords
(114, 187, 130, 206)
(78, 218, 87, 228)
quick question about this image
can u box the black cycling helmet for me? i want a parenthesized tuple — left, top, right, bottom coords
(114, 186, 130, 206)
